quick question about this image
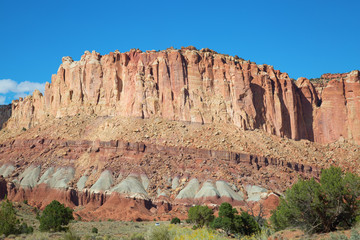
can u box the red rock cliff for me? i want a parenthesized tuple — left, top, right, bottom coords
(314, 70, 360, 144)
(8, 47, 315, 141)
(6, 47, 360, 144)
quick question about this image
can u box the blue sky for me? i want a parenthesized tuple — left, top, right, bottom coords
(0, 0, 359, 104)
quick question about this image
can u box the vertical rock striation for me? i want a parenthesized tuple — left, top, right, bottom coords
(7, 48, 315, 141)
(314, 70, 360, 144)
(5, 47, 360, 144)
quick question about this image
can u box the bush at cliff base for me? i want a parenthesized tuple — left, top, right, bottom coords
(188, 205, 215, 228)
(39, 200, 74, 232)
(0, 198, 33, 236)
(170, 217, 181, 224)
(211, 202, 260, 236)
(271, 166, 360, 234)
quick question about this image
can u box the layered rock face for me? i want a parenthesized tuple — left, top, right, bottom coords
(0, 138, 319, 220)
(0, 47, 359, 220)
(0, 104, 11, 130)
(5, 48, 360, 144)
(8, 47, 316, 141)
(314, 70, 360, 144)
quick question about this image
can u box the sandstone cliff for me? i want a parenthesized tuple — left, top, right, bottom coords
(314, 70, 360, 144)
(0, 104, 11, 130)
(5, 47, 360, 144)
(8, 47, 316, 141)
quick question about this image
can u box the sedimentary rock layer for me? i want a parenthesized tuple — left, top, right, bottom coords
(313, 70, 360, 144)
(0, 137, 319, 220)
(7, 48, 360, 144)
(0, 104, 11, 130)
(8, 47, 317, 142)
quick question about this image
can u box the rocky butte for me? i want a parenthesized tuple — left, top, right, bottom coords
(0, 46, 359, 221)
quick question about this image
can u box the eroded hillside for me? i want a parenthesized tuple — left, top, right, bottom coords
(0, 47, 359, 221)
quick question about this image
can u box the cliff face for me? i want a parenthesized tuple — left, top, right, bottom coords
(8, 48, 315, 141)
(314, 70, 360, 144)
(6, 47, 360, 144)
(0, 104, 11, 130)
(1, 47, 359, 219)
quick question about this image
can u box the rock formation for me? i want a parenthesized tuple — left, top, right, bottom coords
(0, 138, 320, 220)
(0, 104, 11, 130)
(0, 47, 359, 221)
(7, 48, 360, 144)
(313, 70, 360, 144)
(8, 47, 317, 141)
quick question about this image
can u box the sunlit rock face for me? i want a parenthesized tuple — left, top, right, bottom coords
(4, 47, 360, 143)
(313, 70, 360, 144)
(7, 47, 319, 142)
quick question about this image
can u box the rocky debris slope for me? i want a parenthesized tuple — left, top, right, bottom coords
(0, 133, 328, 220)
(0, 104, 11, 130)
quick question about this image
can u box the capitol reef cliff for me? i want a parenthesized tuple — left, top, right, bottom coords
(7, 47, 360, 144)
(0, 46, 359, 221)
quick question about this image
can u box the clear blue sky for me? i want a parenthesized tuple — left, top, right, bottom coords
(0, 0, 359, 104)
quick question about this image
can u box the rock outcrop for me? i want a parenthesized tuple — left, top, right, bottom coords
(0, 104, 11, 130)
(7, 48, 359, 144)
(8, 47, 317, 141)
(0, 136, 325, 220)
(0, 47, 359, 221)
(313, 70, 360, 144)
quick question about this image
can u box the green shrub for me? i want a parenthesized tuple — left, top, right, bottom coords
(0, 199, 33, 236)
(0, 199, 20, 236)
(170, 217, 181, 224)
(38, 200, 74, 232)
(211, 202, 259, 236)
(271, 166, 360, 233)
(91, 227, 98, 234)
(188, 205, 215, 228)
(233, 211, 260, 236)
(19, 222, 34, 234)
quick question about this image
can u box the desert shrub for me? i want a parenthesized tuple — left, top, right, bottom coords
(0, 198, 34, 236)
(271, 166, 360, 234)
(61, 231, 80, 240)
(0, 199, 20, 236)
(170, 217, 181, 224)
(168, 224, 228, 240)
(188, 205, 215, 228)
(130, 233, 145, 240)
(146, 225, 171, 240)
(211, 202, 260, 236)
(329, 232, 350, 240)
(39, 200, 74, 232)
(19, 222, 34, 234)
(233, 211, 260, 236)
(91, 227, 98, 234)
